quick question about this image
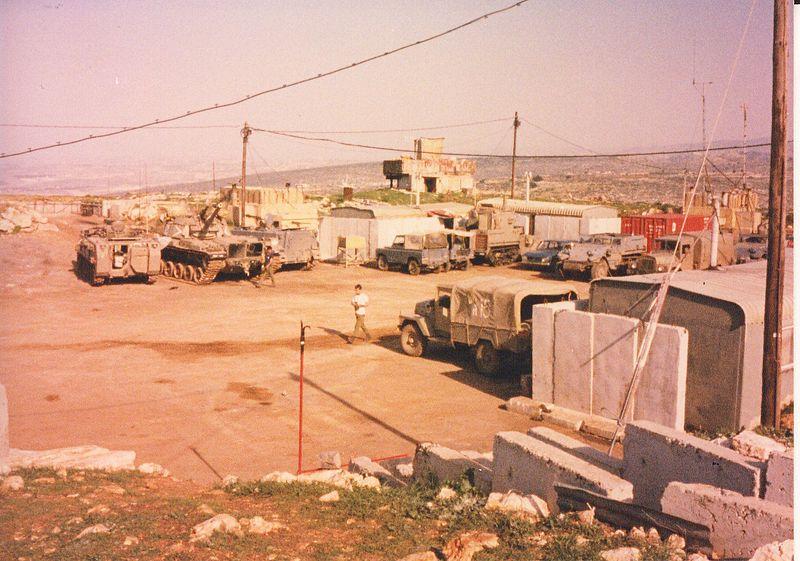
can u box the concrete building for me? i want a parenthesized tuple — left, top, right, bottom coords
(224, 185, 321, 229)
(318, 205, 443, 261)
(477, 198, 620, 238)
(383, 138, 476, 194)
(588, 256, 794, 432)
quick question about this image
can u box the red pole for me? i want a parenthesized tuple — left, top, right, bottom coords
(298, 321, 309, 475)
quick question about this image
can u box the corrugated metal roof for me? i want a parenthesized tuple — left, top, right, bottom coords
(594, 252, 794, 325)
(331, 205, 426, 219)
(478, 198, 617, 218)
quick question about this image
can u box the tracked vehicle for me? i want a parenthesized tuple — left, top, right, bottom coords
(161, 199, 265, 284)
(76, 225, 161, 285)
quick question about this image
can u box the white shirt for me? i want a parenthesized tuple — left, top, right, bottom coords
(352, 293, 369, 316)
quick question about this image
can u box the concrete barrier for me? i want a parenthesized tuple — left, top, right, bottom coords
(661, 482, 793, 559)
(592, 314, 638, 420)
(764, 450, 793, 507)
(553, 311, 594, 413)
(622, 421, 762, 509)
(412, 443, 491, 492)
(526, 427, 622, 475)
(492, 431, 632, 512)
(531, 302, 577, 402)
(634, 324, 688, 430)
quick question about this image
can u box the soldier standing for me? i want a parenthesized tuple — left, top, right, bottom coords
(347, 284, 371, 343)
(263, 245, 277, 287)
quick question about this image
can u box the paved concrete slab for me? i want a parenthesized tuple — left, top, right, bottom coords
(531, 302, 577, 402)
(622, 421, 762, 509)
(492, 431, 632, 512)
(527, 426, 622, 475)
(592, 314, 638, 419)
(634, 324, 688, 430)
(661, 482, 793, 559)
(764, 450, 793, 507)
(553, 311, 594, 414)
(581, 414, 619, 441)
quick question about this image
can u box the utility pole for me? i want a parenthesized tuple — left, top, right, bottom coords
(240, 122, 252, 226)
(510, 112, 520, 199)
(761, 0, 787, 429)
(741, 103, 748, 188)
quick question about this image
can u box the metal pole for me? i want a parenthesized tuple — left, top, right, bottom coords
(710, 196, 720, 268)
(240, 122, 252, 227)
(510, 112, 520, 199)
(761, 0, 787, 429)
(298, 321, 310, 474)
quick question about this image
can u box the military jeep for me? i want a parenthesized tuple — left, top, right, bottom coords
(376, 232, 450, 275)
(560, 233, 647, 279)
(398, 276, 577, 376)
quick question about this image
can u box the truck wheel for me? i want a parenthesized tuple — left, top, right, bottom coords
(487, 251, 499, 267)
(591, 259, 610, 280)
(474, 340, 501, 376)
(400, 324, 426, 357)
(377, 255, 389, 271)
(407, 259, 421, 276)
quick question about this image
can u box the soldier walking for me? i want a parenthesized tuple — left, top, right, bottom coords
(263, 245, 277, 287)
(347, 284, 371, 343)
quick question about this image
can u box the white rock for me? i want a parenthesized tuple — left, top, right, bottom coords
(484, 490, 549, 520)
(749, 540, 794, 561)
(0, 219, 14, 233)
(222, 474, 239, 487)
(247, 516, 284, 535)
(2, 475, 24, 491)
(600, 547, 642, 561)
(396, 463, 414, 478)
(76, 524, 111, 539)
(9, 445, 136, 471)
(87, 504, 111, 515)
(190, 514, 242, 542)
(260, 471, 297, 483)
(436, 487, 457, 501)
(137, 463, 169, 476)
(629, 526, 646, 540)
(123, 536, 139, 546)
(731, 430, 787, 462)
(397, 552, 438, 561)
(666, 534, 686, 551)
(687, 554, 710, 561)
(577, 505, 595, 526)
(319, 490, 340, 502)
(646, 527, 661, 544)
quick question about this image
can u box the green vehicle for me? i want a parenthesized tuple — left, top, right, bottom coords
(376, 232, 451, 275)
(398, 276, 578, 375)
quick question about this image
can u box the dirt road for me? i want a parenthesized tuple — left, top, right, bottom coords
(0, 214, 588, 483)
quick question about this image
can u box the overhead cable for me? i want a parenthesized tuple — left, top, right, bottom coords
(0, 1, 527, 159)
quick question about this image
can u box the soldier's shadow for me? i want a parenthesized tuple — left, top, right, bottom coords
(316, 326, 351, 343)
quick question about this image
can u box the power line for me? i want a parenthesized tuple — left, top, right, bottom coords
(272, 117, 512, 134)
(0, 124, 240, 130)
(0, 1, 528, 159)
(255, 128, 773, 160)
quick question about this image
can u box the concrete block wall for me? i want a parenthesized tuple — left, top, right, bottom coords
(532, 308, 689, 429)
(492, 431, 632, 512)
(764, 450, 793, 507)
(662, 482, 793, 559)
(622, 421, 762, 509)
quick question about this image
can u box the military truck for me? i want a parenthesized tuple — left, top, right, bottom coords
(161, 198, 266, 284)
(638, 231, 736, 273)
(232, 226, 319, 269)
(376, 232, 450, 275)
(559, 233, 647, 279)
(398, 276, 578, 375)
(76, 225, 161, 285)
(468, 207, 524, 266)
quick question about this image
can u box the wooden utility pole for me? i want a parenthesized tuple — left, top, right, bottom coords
(240, 122, 252, 226)
(510, 112, 520, 199)
(761, 0, 787, 429)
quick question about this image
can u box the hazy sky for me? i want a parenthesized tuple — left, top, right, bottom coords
(0, 1, 793, 171)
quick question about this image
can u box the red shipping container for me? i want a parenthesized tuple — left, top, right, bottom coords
(621, 213, 709, 252)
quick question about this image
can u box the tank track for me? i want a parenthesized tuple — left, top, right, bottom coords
(161, 256, 226, 285)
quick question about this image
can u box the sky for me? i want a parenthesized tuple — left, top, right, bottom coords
(0, 0, 793, 173)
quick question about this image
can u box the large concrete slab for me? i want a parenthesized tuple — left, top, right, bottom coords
(592, 314, 638, 420)
(531, 302, 577, 402)
(662, 482, 793, 559)
(553, 311, 594, 414)
(527, 426, 622, 475)
(634, 324, 688, 430)
(492, 431, 632, 512)
(412, 443, 491, 491)
(622, 421, 762, 509)
(764, 450, 793, 507)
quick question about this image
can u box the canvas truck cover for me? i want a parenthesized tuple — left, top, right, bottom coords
(450, 276, 577, 335)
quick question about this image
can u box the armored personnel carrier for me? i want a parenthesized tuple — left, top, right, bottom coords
(76, 225, 161, 285)
(467, 207, 524, 266)
(161, 199, 266, 284)
(231, 223, 319, 269)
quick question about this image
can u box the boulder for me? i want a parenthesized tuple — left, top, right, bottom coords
(190, 514, 242, 541)
(319, 490, 340, 502)
(749, 540, 793, 561)
(137, 462, 169, 476)
(76, 524, 111, 539)
(246, 516, 284, 535)
(600, 547, 641, 561)
(484, 491, 549, 521)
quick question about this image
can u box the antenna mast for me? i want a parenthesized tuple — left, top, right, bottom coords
(741, 103, 748, 189)
(510, 112, 520, 199)
(240, 122, 252, 226)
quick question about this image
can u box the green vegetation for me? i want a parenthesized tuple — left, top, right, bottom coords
(321, 188, 477, 206)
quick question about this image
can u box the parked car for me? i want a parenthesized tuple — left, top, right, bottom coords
(398, 276, 578, 376)
(376, 232, 450, 275)
(560, 234, 647, 279)
(736, 234, 768, 263)
(522, 240, 576, 271)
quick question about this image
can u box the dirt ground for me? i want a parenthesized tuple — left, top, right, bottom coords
(0, 214, 589, 484)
